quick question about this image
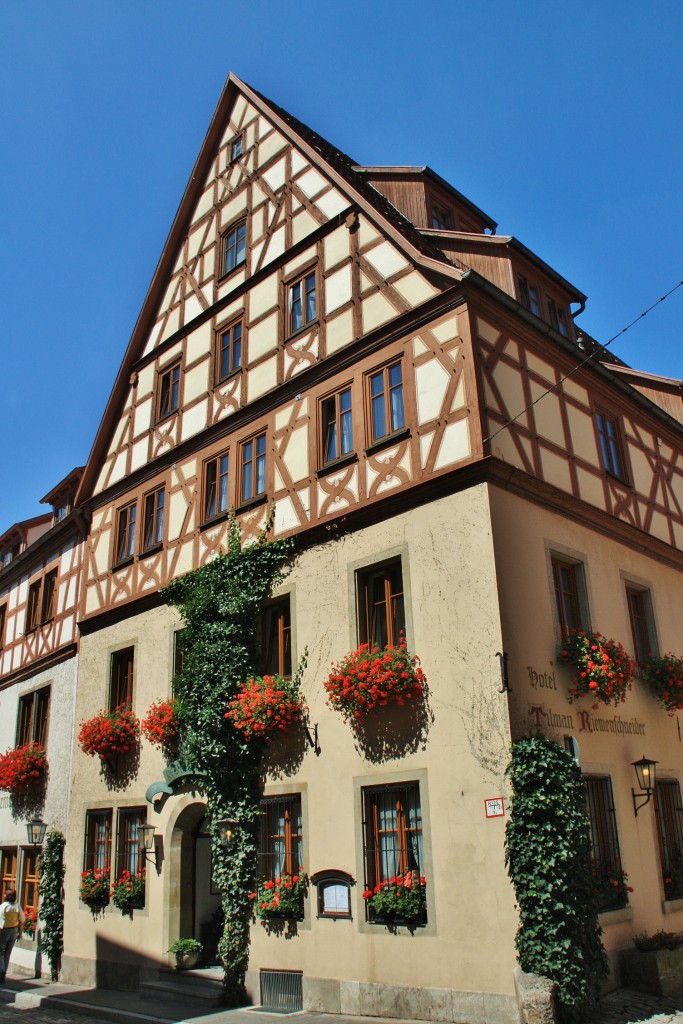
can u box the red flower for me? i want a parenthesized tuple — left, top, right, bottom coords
(0, 744, 48, 795)
(225, 674, 304, 742)
(141, 699, 180, 758)
(324, 638, 425, 722)
(78, 706, 140, 762)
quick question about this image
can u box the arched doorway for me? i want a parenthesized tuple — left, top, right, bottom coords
(169, 802, 222, 962)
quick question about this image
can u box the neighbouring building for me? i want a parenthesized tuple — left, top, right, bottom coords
(5, 73, 681, 1020)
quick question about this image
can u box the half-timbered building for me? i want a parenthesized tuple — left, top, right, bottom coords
(59, 73, 682, 1019)
(0, 467, 84, 975)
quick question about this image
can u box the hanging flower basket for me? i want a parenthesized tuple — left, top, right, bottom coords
(80, 868, 110, 906)
(249, 873, 308, 920)
(111, 869, 145, 913)
(640, 653, 683, 713)
(558, 630, 634, 707)
(0, 743, 48, 795)
(78, 705, 140, 764)
(362, 871, 427, 923)
(141, 699, 180, 758)
(225, 675, 305, 742)
(324, 640, 425, 721)
(22, 907, 38, 939)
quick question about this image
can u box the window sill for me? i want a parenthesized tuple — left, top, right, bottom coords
(598, 905, 633, 926)
(214, 368, 242, 388)
(365, 428, 411, 457)
(285, 320, 319, 344)
(317, 453, 358, 478)
(662, 896, 683, 914)
(217, 261, 247, 284)
(155, 411, 179, 427)
(200, 511, 230, 532)
(235, 494, 268, 515)
(139, 544, 163, 560)
(112, 557, 134, 572)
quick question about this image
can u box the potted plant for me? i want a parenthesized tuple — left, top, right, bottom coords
(141, 698, 180, 758)
(324, 638, 425, 721)
(225, 674, 306, 741)
(80, 867, 111, 906)
(362, 871, 427, 924)
(641, 653, 683, 713)
(78, 704, 140, 765)
(0, 743, 48, 795)
(111, 869, 145, 914)
(621, 931, 683, 996)
(558, 630, 634, 707)
(591, 859, 633, 912)
(249, 873, 309, 920)
(169, 937, 203, 970)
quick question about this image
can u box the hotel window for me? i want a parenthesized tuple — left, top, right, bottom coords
(518, 275, 541, 317)
(259, 795, 303, 881)
(110, 647, 134, 709)
(320, 386, 353, 465)
(430, 205, 451, 230)
(626, 586, 656, 664)
(222, 219, 247, 276)
(263, 599, 292, 678)
(584, 775, 628, 912)
(21, 851, 40, 919)
(0, 849, 17, 895)
(362, 783, 426, 923)
(203, 452, 230, 522)
(25, 581, 41, 633)
(230, 135, 243, 162)
(116, 808, 146, 901)
(368, 362, 405, 445)
(84, 810, 112, 875)
(595, 412, 626, 481)
(357, 559, 406, 648)
(655, 780, 683, 901)
(547, 298, 569, 338)
(551, 557, 587, 637)
(0, 604, 6, 649)
(288, 271, 317, 334)
(17, 686, 50, 748)
(115, 502, 137, 565)
(216, 321, 242, 382)
(40, 569, 57, 622)
(53, 503, 70, 524)
(240, 432, 266, 504)
(156, 361, 181, 421)
(142, 487, 165, 552)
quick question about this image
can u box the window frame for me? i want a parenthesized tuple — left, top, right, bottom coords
(156, 360, 181, 423)
(0, 604, 7, 649)
(141, 486, 165, 554)
(25, 580, 41, 633)
(202, 450, 230, 524)
(517, 274, 541, 317)
(110, 647, 135, 710)
(83, 809, 113, 876)
(40, 568, 57, 623)
(366, 360, 406, 448)
(0, 848, 17, 896)
(221, 218, 247, 278)
(114, 501, 137, 566)
(655, 779, 683, 901)
(319, 384, 354, 467)
(362, 781, 426, 925)
(595, 411, 627, 482)
(357, 558, 406, 649)
(239, 431, 267, 506)
(626, 585, 657, 664)
(258, 793, 303, 883)
(230, 135, 244, 162)
(262, 598, 292, 678)
(430, 204, 452, 230)
(584, 774, 628, 913)
(115, 807, 146, 905)
(21, 848, 40, 919)
(551, 556, 589, 638)
(215, 318, 243, 384)
(287, 268, 317, 337)
(16, 686, 51, 748)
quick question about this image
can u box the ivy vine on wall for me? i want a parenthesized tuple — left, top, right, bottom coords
(37, 829, 65, 981)
(505, 735, 608, 1021)
(162, 513, 294, 1004)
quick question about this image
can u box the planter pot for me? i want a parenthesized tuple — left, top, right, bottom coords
(621, 945, 683, 996)
(174, 951, 201, 970)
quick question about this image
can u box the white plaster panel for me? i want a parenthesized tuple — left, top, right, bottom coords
(159, 305, 180, 342)
(364, 241, 409, 280)
(297, 167, 327, 199)
(275, 397, 308, 430)
(567, 407, 599, 466)
(530, 385, 565, 449)
(291, 150, 308, 175)
(130, 438, 149, 474)
(576, 467, 606, 509)
(109, 451, 128, 486)
(362, 291, 395, 333)
(134, 398, 152, 439)
(186, 321, 212, 363)
(285, 334, 319, 378)
(250, 241, 264, 270)
(204, 248, 215, 281)
(181, 399, 208, 443)
(326, 309, 354, 354)
(420, 430, 434, 470)
(392, 271, 437, 307)
(476, 317, 502, 346)
(539, 447, 573, 493)
(257, 128, 288, 165)
(137, 362, 156, 399)
(232, 96, 247, 128)
(452, 374, 466, 412)
(220, 190, 248, 229)
(527, 352, 555, 386)
(247, 356, 278, 402)
(250, 276, 278, 320)
(251, 205, 264, 241)
(184, 362, 209, 405)
(489, 361, 526, 420)
(291, 209, 319, 245)
(432, 316, 459, 344)
(324, 227, 351, 270)
(358, 217, 380, 248)
(263, 158, 286, 192)
(416, 360, 450, 425)
(217, 268, 245, 300)
(413, 337, 430, 358)
(285, 246, 316, 277)
(183, 293, 203, 326)
(315, 189, 350, 220)
(187, 218, 208, 260)
(142, 320, 164, 357)
(435, 419, 471, 470)
(562, 377, 590, 404)
(325, 265, 352, 313)
(368, 448, 411, 495)
(274, 496, 300, 535)
(249, 312, 279, 361)
(194, 187, 214, 222)
(261, 225, 286, 267)
(281, 425, 309, 484)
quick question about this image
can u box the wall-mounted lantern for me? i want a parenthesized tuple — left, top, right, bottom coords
(631, 756, 658, 816)
(138, 823, 160, 869)
(216, 818, 238, 846)
(26, 819, 47, 849)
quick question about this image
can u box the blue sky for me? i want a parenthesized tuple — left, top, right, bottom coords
(1, 1, 681, 529)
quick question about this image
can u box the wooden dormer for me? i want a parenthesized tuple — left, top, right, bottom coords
(0, 515, 52, 568)
(40, 467, 84, 526)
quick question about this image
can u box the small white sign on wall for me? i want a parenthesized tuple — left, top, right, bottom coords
(484, 797, 505, 818)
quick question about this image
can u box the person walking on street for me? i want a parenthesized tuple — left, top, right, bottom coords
(0, 889, 24, 982)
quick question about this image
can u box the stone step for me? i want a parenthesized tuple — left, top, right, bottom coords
(140, 969, 225, 1007)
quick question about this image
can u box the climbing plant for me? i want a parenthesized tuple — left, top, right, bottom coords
(505, 735, 608, 1021)
(162, 513, 294, 1004)
(37, 829, 65, 981)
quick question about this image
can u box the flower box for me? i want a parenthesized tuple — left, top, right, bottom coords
(22, 907, 38, 939)
(558, 630, 634, 707)
(621, 942, 683, 997)
(362, 871, 427, 924)
(80, 868, 110, 906)
(641, 653, 683, 713)
(225, 675, 305, 742)
(0, 743, 48, 795)
(324, 640, 425, 721)
(250, 873, 308, 920)
(78, 705, 140, 764)
(142, 699, 180, 758)
(111, 869, 145, 913)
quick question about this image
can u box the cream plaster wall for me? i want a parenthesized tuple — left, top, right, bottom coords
(489, 484, 683, 960)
